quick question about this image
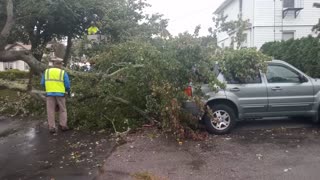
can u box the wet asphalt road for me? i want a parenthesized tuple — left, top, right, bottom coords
(1, 116, 320, 180)
(97, 118, 320, 180)
(0, 117, 114, 180)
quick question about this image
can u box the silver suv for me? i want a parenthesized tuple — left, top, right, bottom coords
(187, 60, 320, 134)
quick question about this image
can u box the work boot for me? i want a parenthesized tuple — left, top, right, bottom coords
(49, 128, 57, 134)
(59, 125, 70, 132)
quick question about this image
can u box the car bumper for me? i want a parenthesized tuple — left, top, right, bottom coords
(182, 101, 203, 118)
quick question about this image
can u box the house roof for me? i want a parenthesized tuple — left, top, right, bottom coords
(214, 0, 235, 14)
(5, 43, 31, 51)
(5, 42, 55, 51)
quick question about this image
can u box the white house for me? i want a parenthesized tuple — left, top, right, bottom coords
(0, 43, 31, 71)
(215, 0, 320, 49)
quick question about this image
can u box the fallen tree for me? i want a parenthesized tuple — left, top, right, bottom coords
(0, 0, 271, 140)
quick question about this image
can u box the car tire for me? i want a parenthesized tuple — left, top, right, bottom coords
(204, 104, 237, 135)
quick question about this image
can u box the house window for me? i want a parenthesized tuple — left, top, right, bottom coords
(283, 0, 295, 8)
(4, 62, 14, 70)
(221, 43, 225, 48)
(282, 31, 294, 41)
(242, 33, 248, 47)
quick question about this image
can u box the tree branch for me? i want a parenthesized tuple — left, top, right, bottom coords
(102, 65, 144, 79)
(0, 50, 47, 74)
(0, 50, 144, 78)
(0, 79, 46, 101)
(0, 0, 14, 50)
(110, 96, 148, 119)
(0, 79, 27, 91)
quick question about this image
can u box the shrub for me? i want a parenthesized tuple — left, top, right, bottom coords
(0, 69, 29, 80)
(260, 36, 320, 78)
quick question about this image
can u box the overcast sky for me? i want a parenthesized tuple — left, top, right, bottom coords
(145, 0, 225, 36)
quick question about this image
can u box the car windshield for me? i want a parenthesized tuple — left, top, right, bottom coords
(212, 62, 225, 82)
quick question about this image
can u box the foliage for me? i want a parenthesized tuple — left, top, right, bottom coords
(216, 48, 270, 83)
(100, 0, 170, 42)
(0, 0, 5, 30)
(1, 0, 270, 140)
(260, 36, 320, 78)
(213, 13, 250, 49)
(0, 91, 44, 116)
(3, 0, 168, 62)
(0, 69, 29, 80)
(67, 33, 216, 137)
(66, 31, 269, 140)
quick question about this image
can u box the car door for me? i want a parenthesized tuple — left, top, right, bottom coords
(266, 63, 314, 114)
(225, 74, 268, 117)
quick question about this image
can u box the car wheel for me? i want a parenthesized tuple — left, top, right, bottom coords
(204, 104, 237, 135)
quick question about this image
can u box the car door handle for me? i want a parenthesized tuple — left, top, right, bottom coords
(229, 87, 240, 92)
(271, 87, 282, 91)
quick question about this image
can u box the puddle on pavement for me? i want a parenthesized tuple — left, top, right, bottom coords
(25, 127, 36, 140)
(0, 118, 114, 180)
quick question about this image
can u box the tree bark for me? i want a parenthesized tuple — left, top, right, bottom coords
(0, 50, 47, 74)
(27, 69, 34, 91)
(63, 35, 73, 67)
(0, 0, 14, 50)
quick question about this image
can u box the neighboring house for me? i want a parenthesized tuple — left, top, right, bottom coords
(0, 42, 64, 72)
(0, 43, 31, 71)
(215, 0, 320, 49)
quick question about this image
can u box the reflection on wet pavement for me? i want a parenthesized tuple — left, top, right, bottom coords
(0, 117, 114, 180)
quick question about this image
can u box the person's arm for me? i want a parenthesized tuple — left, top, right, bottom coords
(40, 73, 45, 88)
(64, 72, 71, 93)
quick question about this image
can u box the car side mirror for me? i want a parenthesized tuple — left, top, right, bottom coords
(298, 74, 308, 83)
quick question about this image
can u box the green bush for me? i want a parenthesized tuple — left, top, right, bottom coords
(0, 69, 29, 80)
(260, 36, 320, 78)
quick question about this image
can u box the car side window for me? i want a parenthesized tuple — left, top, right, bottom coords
(267, 65, 300, 83)
(226, 74, 262, 84)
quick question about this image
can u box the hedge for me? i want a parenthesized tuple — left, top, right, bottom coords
(0, 69, 29, 80)
(260, 36, 320, 78)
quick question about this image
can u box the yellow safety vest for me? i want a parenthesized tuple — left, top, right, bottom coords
(44, 68, 65, 93)
(88, 26, 99, 35)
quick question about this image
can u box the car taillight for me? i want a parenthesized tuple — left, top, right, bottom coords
(184, 85, 193, 97)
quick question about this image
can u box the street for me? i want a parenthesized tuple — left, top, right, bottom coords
(0, 116, 115, 180)
(97, 118, 320, 180)
(1, 116, 320, 180)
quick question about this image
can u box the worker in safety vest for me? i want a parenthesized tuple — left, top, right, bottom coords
(41, 60, 71, 134)
(87, 21, 99, 35)
(88, 26, 99, 35)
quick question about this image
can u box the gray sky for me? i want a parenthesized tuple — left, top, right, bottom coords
(145, 0, 225, 36)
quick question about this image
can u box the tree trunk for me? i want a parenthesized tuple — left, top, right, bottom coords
(0, 0, 14, 50)
(27, 69, 34, 91)
(63, 35, 73, 67)
(28, 44, 45, 91)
